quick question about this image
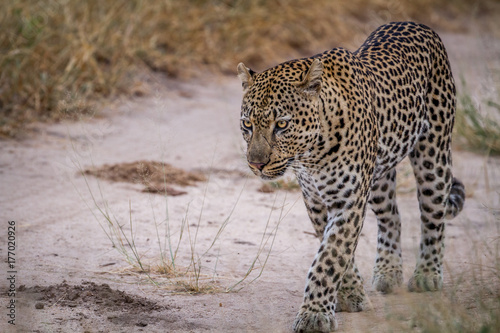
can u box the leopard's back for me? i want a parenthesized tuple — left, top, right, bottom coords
(355, 22, 456, 180)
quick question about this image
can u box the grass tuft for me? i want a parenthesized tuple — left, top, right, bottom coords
(454, 87, 500, 155)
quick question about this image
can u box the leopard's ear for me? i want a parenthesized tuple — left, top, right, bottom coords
(237, 62, 255, 92)
(296, 59, 323, 97)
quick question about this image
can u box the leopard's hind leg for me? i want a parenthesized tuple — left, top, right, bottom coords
(408, 136, 464, 291)
(407, 54, 465, 291)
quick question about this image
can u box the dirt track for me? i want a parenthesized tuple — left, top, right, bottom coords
(1, 33, 499, 332)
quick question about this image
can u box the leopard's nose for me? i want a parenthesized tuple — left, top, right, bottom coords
(249, 161, 266, 171)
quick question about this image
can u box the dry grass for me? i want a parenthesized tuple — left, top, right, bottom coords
(2, 0, 500, 136)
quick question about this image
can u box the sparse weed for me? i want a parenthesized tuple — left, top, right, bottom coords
(70, 139, 288, 293)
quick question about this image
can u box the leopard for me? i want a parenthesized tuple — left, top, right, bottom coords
(236, 22, 466, 332)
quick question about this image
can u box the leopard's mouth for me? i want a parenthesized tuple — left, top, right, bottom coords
(259, 168, 286, 180)
(249, 158, 293, 180)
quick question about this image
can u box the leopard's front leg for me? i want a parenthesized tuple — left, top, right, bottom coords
(293, 200, 367, 333)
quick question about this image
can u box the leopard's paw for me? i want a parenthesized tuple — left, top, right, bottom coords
(408, 271, 442, 292)
(293, 308, 337, 333)
(335, 287, 371, 312)
(372, 269, 403, 293)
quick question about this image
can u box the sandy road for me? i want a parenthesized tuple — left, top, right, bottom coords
(0, 32, 499, 332)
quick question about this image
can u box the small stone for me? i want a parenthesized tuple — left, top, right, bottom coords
(35, 302, 44, 309)
(68, 291, 80, 301)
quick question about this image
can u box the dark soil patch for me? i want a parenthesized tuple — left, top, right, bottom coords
(83, 160, 206, 196)
(19, 281, 163, 313)
(15, 282, 213, 330)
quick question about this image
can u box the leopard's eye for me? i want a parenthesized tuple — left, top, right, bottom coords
(241, 119, 252, 130)
(276, 119, 289, 130)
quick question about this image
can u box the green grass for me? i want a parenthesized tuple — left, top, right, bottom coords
(454, 82, 500, 155)
(2, 0, 500, 136)
(259, 177, 301, 193)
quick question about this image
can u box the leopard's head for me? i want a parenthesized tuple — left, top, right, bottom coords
(237, 59, 323, 179)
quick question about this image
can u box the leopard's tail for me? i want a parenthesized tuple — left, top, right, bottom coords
(445, 177, 465, 219)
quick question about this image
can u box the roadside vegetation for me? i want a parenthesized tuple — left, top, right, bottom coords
(455, 89, 500, 155)
(1, 0, 499, 136)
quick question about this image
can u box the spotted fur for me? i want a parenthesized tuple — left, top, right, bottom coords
(237, 22, 465, 332)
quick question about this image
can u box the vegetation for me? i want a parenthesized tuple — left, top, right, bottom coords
(454, 91, 500, 155)
(2, 0, 500, 136)
(259, 177, 300, 193)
